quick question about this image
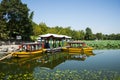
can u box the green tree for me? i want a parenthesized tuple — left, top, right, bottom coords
(103, 34, 109, 40)
(47, 27, 57, 34)
(0, 0, 33, 40)
(63, 27, 72, 36)
(84, 27, 93, 40)
(116, 33, 120, 40)
(79, 30, 85, 40)
(33, 25, 42, 36)
(39, 22, 48, 34)
(71, 30, 78, 40)
(95, 33, 103, 40)
(54, 26, 64, 34)
(0, 18, 7, 39)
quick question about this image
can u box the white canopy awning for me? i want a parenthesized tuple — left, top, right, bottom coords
(39, 33, 71, 39)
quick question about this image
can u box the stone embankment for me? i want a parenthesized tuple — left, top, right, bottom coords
(0, 45, 20, 58)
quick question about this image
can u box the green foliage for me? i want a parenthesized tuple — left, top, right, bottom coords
(96, 33, 103, 40)
(84, 40, 120, 49)
(0, 69, 119, 80)
(85, 27, 94, 40)
(32, 24, 86, 41)
(103, 34, 120, 40)
(79, 30, 85, 40)
(0, 0, 33, 40)
(32, 22, 120, 41)
(71, 30, 78, 40)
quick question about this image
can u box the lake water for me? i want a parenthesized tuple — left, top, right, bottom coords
(0, 50, 120, 80)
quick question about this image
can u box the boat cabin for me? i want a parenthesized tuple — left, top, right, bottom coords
(18, 43, 41, 52)
(38, 33, 71, 53)
(39, 33, 71, 49)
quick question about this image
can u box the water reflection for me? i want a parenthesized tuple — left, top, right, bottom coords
(67, 52, 95, 61)
(0, 50, 120, 79)
(0, 51, 94, 73)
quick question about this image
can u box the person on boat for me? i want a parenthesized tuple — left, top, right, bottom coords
(27, 45, 31, 51)
(19, 45, 22, 49)
(18, 45, 22, 51)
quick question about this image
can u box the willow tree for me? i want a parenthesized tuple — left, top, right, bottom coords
(0, 0, 33, 40)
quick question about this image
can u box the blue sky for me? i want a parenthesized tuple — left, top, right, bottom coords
(0, 0, 120, 34)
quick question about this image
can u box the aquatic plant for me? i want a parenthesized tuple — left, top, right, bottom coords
(0, 72, 34, 80)
(1, 69, 119, 80)
(84, 40, 120, 49)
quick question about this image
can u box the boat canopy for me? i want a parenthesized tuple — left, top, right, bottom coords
(39, 33, 71, 39)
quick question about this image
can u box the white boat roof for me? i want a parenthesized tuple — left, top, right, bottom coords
(39, 33, 71, 39)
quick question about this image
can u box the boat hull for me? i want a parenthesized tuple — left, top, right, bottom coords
(62, 47, 69, 52)
(12, 50, 43, 58)
(64, 47, 93, 53)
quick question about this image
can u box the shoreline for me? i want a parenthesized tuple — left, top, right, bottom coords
(0, 45, 19, 56)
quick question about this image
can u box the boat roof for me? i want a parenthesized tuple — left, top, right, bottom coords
(39, 33, 71, 39)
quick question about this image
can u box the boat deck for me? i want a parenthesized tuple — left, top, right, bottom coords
(45, 47, 62, 53)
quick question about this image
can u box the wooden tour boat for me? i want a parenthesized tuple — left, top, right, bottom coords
(39, 33, 71, 53)
(64, 41, 93, 53)
(12, 42, 44, 58)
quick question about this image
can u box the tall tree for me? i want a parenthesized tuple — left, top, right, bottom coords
(85, 27, 93, 40)
(0, 0, 33, 40)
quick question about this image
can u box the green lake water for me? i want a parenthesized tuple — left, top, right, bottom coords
(0, 50, 120, 80)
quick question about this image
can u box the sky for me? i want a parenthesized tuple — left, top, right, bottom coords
(0, 0, 120, 34)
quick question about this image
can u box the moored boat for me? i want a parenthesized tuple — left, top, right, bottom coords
(64, 41, 93, 53)
(12, 42, 44, 58)
(39, 33, 71, 53)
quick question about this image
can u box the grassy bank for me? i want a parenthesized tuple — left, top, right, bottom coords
(84, 40, 120, 49)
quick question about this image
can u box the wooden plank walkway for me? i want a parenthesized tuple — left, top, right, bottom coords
(0, 52, 14, 61)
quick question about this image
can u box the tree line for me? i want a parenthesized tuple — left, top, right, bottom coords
(32, 23, 120, 40)
(0, 0, 120, 41)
